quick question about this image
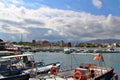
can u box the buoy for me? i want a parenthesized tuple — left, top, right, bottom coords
(50, 66, 59, 75)
(73, 71, 82, 80)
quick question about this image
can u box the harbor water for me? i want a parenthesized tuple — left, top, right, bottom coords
(25, 51, 120, 79)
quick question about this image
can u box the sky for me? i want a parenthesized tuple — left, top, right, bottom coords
(0, 0, 120, 42)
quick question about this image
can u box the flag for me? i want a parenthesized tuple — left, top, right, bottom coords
(93, 55, 101, 60)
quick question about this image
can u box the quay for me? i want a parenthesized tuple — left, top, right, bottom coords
(29, 48, 64, 53)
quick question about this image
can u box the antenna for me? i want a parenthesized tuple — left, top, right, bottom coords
(20, 33, 23, 42)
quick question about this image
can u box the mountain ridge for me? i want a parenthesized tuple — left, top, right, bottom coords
(86, 39, 120, 43)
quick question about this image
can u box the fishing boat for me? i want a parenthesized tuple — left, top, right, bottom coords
(23, 61, 62, 75)
(0, 54, 31, 80)
(0, 54, 62, 80)
(30, 53, 118, 80)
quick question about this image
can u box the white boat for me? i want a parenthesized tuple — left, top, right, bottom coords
(0, 54, 34, 80)
(30, 65, 116, 80)
(29, 53, 118, 80)
(0, 54, 62, 80)
(23, 61, 62, 75)
(64, 48, 76, 54)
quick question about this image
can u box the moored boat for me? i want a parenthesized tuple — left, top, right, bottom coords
(0, 54, 62, 80)
(30, 64, 115, 80)
(23, 61, 62, 76)
(0, 54, 35, 80)
(30, 53, 118, 80)
(64, 48, 76, 54)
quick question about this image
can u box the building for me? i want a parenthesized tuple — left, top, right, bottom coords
(0, 39, 5, 50)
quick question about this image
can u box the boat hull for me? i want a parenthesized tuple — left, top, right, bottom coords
(95, 68, 113, 80)
(0, 74, 30, 80)
(31, 66, 115, 80)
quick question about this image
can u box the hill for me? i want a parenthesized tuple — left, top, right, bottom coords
(87, 39, 120, 43)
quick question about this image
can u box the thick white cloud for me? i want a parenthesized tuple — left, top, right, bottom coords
(0, 1, 120, 41)
(92, 0, 102, 9)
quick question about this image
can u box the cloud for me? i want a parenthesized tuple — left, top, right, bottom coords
(0, 2, 4, 8)
(0, 1, 120, 41)
(1, 25, 28, 34)
(0, 0, 24, 8)
(92, 0, 102, 9)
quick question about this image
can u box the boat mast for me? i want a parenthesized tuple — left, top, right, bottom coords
(71, 54, 72, 69)
(99, 53, 106, 67)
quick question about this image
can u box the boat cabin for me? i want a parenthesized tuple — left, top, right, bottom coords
(1, 54, 35, 69)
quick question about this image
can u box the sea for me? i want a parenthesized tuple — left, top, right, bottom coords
(25, 50, 120, 79)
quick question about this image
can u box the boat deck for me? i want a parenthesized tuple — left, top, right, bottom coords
(29, 66, 113, 80)
(23, 63, 61, 74)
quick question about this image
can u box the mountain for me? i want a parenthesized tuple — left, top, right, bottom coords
(87, 39, 120, 43)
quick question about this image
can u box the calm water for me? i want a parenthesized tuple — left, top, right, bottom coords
(25, 51, 120, 79)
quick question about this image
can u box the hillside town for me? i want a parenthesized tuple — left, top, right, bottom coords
(1, 39, 120, 53)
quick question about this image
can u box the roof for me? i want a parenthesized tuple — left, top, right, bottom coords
(1, 54, 33, 59)
(0, 39, 3, 42)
